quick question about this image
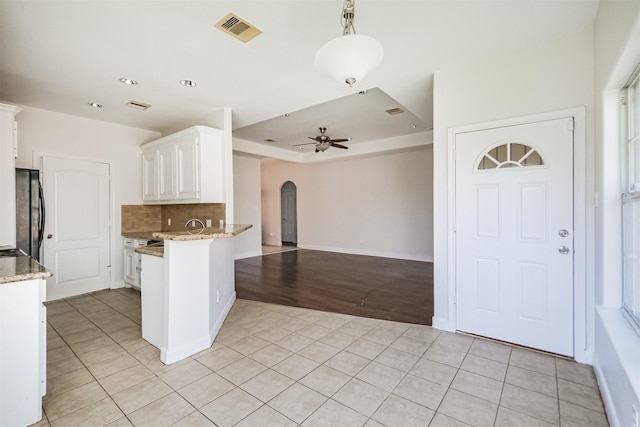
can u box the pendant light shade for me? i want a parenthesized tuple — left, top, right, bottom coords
(315, 34, 383, 87)
(315, 0, 383, 87)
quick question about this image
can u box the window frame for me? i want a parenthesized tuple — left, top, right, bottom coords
(621, 64, 640, 328)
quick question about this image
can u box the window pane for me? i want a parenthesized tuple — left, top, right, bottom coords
(631, 137, 640, 191)
(622, 199, 640, 324)
(630, 77, 639, 140)
(476, 143, 544, 170)
(623, 68, 640, 328)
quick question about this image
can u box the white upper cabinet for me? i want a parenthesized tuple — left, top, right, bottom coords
(141, 126, 224, 204)
(158, 143, 177, 200)
(175, 136, 199, 200)
(141, 150, 158, 201)
(0, 103, 22, 247)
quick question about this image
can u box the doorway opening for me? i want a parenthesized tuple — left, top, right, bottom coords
(280, 181, 297, 246)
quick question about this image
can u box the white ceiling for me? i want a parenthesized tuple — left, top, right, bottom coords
(0, 0, 599, 159)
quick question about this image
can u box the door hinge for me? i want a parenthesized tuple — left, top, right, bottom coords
(622, 95, 627, 106)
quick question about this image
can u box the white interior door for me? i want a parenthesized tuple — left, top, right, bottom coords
(42, 157, 110, 301)
(455, 118, 574, 356)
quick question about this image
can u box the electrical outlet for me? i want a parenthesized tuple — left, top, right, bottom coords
(167, 218, 171, 226)
(206, 219, 212, 227)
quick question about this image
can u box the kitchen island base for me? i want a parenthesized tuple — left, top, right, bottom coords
(141, 237, 237, 365)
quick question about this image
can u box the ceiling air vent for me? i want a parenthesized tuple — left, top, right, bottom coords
(215, 13, 262, 43)
(125, 100, 151, 110)
(385, 107, 405, 116)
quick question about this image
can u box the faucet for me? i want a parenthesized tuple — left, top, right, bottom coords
(185, 218, 205, 234)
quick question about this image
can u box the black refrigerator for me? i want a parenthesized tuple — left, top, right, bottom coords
(15, 168, 45, 262)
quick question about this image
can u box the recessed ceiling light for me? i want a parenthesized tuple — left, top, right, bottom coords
(410, 124, 418, 129)
(87, 102, 103, 108)
(119, 77, 138, 85)
(180, 80, 197, 87)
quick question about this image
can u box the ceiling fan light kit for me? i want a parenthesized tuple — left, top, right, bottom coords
(315, 0, 383, 87)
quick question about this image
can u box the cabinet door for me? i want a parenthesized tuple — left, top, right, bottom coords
(176, 136, 200, 200)
(123, 248, 135, 285)
(141, 150, 158, 201)
(158, 145, 176, 200)
(135, 253, 142, 287)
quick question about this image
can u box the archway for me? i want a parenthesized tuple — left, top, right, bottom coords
(280, 181, 297, 245)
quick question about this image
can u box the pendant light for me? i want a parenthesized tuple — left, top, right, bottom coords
(315, 0, 383, 87)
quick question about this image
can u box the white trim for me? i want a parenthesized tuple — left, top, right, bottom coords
(444, 107, 591, 362)
(298, 243, 433, 262)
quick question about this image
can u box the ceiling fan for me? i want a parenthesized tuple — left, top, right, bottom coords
(293, 127, 350, 152)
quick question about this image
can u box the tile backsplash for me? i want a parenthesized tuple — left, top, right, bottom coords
(122, 203, 225, 233)
(161, 203, 225, 231)
(121, 205, 162, 233)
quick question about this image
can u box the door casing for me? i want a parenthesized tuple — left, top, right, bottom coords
(444, 107, 592, 363)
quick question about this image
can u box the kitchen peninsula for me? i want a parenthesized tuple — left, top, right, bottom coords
(0, 255, 51, 427)
(135, 224, 251, 364)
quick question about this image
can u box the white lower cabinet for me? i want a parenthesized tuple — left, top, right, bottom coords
(124, 238, 145, 288)
(0, 278, 46, 427)
(141, 126, 224, 204)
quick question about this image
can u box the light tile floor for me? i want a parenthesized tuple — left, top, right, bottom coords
(33, 288, 609, 427)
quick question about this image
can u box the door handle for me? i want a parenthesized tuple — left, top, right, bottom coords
(47, 234, 53, 239)
(558, 229, 569, 237)
(558, 246, 570, 254)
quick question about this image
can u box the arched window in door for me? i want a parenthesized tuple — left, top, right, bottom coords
(281, 181, 297, 245)
(476, 142, 544, 170)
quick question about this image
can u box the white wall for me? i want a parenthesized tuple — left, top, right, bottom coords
(432, 28, 595, 331)
(261, 141, 433, 262)
(13, 105, 160, 288)
(593, 1, 640, 426)
(232, 153, 262, 259)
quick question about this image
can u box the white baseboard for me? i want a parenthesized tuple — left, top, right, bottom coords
(297, 244, 433, 262)
(234, 251, 263, 260)
(431, 316, 455, 332)
(209, 292, 236, 342)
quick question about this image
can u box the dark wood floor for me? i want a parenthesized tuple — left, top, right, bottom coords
(234, 249, 434, 325)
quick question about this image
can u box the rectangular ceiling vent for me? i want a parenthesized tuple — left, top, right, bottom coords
(125, 100, 151, 110)
(215, 13, 262, 43)
(385, 107, 405, 116)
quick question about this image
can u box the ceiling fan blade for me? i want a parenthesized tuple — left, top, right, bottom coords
(330, 142, 349, 149)
(329, 138, 349, 143)
(292, 142, 318, 147)
(308, 136, 319, 141)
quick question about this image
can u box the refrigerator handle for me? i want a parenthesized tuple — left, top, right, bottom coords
(38, 182, 45, 253)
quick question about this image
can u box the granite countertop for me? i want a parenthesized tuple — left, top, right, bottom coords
(132, 224, 252, 258)
(152, 224, 252, 241)
(122, 231, 157, 241)
(135, 246, 164, 258)
(0, 257, 53, 284)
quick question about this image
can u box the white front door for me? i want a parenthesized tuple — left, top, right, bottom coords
(42, 157, 111, 301)
(455, 118, 574, 356)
